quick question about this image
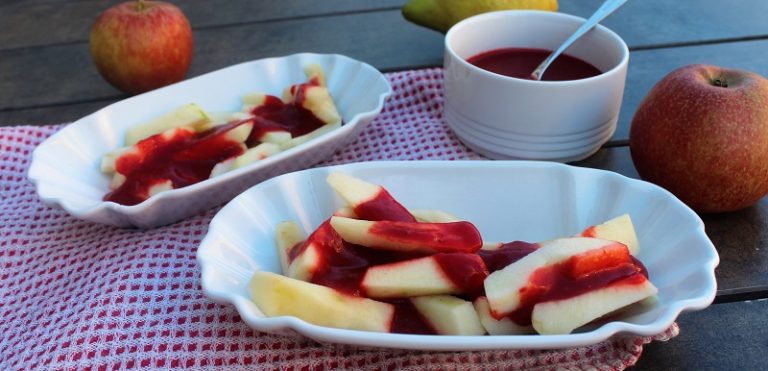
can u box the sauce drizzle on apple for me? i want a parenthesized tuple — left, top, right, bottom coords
(246, 94, 327, 147)
(104, 121, 247, 206)
(503, 244, 650, 326)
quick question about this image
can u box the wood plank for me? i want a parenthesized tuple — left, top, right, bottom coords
(573, 146, 768, 295)
(5, 4, 768, 127)
(560, 0, 768, 49)
(613, 39, 768, 142)
(6, 0, 768, 52)
(0, 9, 444, 120)
(0, 0, 404, 50)
(632, 299, 768, 370)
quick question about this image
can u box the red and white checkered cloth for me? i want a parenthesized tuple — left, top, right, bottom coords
(0, 69, 677, 370)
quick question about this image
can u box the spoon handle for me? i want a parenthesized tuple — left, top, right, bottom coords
(530, 0, 628, 80)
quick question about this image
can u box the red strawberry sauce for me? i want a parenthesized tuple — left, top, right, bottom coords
(246, 93, 326, 147)
(104, 120, 248, 206)
(467, 47, 602, 81)
(502, 243, 650, 326)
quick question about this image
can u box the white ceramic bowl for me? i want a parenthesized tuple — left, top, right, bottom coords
(443, 10, 629, 161)
(28, 53, 392, 228)
(197, 161, 719, 351)
(450, 121, 615, 162)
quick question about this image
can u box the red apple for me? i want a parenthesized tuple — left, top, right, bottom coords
(89, 0, 193, 94)
(629, 64, 768, 213)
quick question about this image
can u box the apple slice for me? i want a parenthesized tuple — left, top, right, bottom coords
(304, 63, 327, 86)
(286, 221, 335, 282)
(274, 220, 306, 275)
(279, 122, 340, 150)
(532, 278, 658, 335)
(258, 131, 292, 145)
(579, 214, 640, 255)
(125, 103, 210, 146)
(282, 82, 340, 125)
(231, 142, 280, 169)
(477, 240, 540, 273)
(249, 271, 394, 333)
(329, 216, 482, 254)
(242, 91, 267, 107)
(410, 209, 460, 223)
(330, 207, 456, 223)
(326, 172, 416, 222)
(410, 295, 486, 336)
(473, 296, 532, 335)
(100, 146, 131, 174)
(361, 253, 487, 298)
(484, 237, 644, 324)
(333, 207, 358, 218)
(105, 121, 251, 205)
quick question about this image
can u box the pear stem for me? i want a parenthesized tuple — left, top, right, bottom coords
(136, 0, 147, 11)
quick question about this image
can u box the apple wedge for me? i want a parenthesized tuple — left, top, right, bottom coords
(125, 103, 210, 146)
(579, 214, 640, 255)
(279, 122, 340, 151)
(249, 271, 394, 333)
(531, 277, 658, 335)
(286, 220, 338, 282)
(477, 240, 540, 273)
(105, 120, 252, 205)
(410, 209, 460, 223)
(329, 216, 482, 254)
(473, 296, 532, 335)
(410, 295, 486, 336)
(282, 81, 340, 125)
(484, 237, 648, 325)
(100, 146, 131, 174)
(242, 91, 267, 107)
(274, 220, 306, 275)
(304, 63, 327, 87)
(361, 253, 487, 298)
(231, 142, 280, 169)
(326, 172, 416, 222)
(333, 207, 358, 218)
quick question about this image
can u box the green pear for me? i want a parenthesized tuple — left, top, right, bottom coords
(402, 0, 559, 33)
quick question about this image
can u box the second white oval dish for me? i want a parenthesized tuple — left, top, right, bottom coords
(28, 53, 392, 228)
(197, 160, 719, 351)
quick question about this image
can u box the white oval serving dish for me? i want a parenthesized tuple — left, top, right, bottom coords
(197, 160, 719, 351)
(28, 53, 392, 228)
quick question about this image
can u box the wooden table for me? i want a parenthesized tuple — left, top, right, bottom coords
(3, 1, 767, 369)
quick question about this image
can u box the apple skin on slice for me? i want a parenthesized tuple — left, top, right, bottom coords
(473, 296, 532, 335)
(361, 253, 488, 298)
(532, 277, 658, 335)
(329, 216, 482, 254)
(484, 237, 640, 322)
(410, 295, 486, 336)
(579, 214, 640, 255)
(249, 271, 394, 333)
(326, 172, 416, 222)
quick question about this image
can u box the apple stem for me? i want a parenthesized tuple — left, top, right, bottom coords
(713, 77, 728, 88)
(136, 0, 146, 11)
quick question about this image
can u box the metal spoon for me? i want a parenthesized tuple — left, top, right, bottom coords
(530, 0, 628, 81)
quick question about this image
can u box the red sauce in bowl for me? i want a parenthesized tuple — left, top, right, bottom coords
(467, 47, 602, 81)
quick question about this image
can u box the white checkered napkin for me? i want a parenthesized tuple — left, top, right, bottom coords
(0, 69, 676, 370)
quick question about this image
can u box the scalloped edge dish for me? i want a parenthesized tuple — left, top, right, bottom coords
(28, 53, 392, 228)
(197, 160, 719, 350)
